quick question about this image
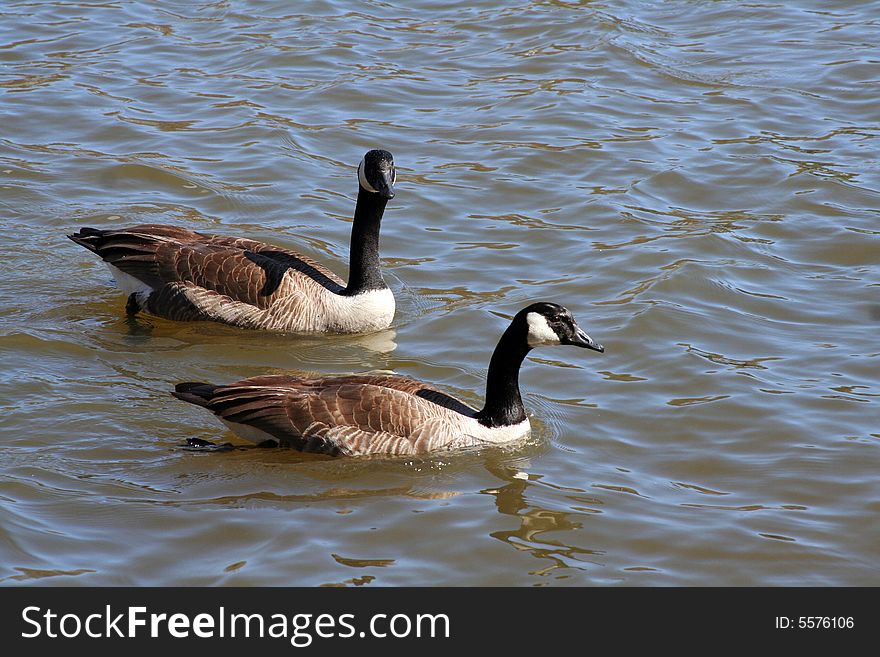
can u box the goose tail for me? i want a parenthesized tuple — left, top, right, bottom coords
(67, 227, 106, 253)
(172, 382, 218, 408)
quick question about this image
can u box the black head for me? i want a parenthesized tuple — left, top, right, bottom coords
(358, 149, 396, 199)
(516, 302, 604, 353)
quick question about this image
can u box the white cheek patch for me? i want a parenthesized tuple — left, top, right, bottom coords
(526, 312, 561, 347)
(358, 158, 377, 193)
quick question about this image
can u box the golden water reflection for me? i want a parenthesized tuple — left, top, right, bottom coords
(483, 467, 604, 579)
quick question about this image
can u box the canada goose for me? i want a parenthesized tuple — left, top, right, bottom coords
(172, 302, 604, 456)
(67, 149, 397, 333)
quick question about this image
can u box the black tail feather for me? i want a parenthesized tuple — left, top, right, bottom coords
(67, 227, 105, 252)
(172, 382, 218, 408)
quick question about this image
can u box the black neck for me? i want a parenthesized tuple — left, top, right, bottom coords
(475, 320, 531, 428)
(342, 186, 388, 296)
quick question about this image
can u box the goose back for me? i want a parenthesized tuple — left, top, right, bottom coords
(173, 374, 513, 456)
(69, 224, 394, 332)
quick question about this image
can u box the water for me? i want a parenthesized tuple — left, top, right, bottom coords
(1, 0, 878, 586)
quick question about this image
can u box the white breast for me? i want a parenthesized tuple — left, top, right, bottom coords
(460, 416, 532, 445)
(322, 287, 395, 333)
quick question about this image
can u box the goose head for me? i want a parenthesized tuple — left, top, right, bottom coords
(476, 301, 603, 429)
(358, 149, 396, 199)
(520, 302, 604, 353)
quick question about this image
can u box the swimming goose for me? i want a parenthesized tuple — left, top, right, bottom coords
(172, 302, 604, 456)
(67, 149, 397, 333)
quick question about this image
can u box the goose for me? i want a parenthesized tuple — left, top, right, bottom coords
(172, 302, 604, 456)
(67, 149, 397, 333)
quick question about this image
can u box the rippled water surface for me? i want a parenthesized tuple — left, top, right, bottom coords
(1, 1, 878, 586)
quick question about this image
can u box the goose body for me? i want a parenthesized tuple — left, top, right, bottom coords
(68, 149, 397, 333)
(173, 303, 604, 456)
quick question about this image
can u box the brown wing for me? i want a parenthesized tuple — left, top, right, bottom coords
(201, 234, 345, 292)
(176, 375, 479, 456)
(68, 224, 345, 309)
(237, 374, 478, 417)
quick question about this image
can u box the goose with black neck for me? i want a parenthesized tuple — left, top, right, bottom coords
(67, 149, 397, 333)
(172, 302, 605, 456)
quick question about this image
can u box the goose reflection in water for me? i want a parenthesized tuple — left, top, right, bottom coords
(483, 465, 605, 578)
